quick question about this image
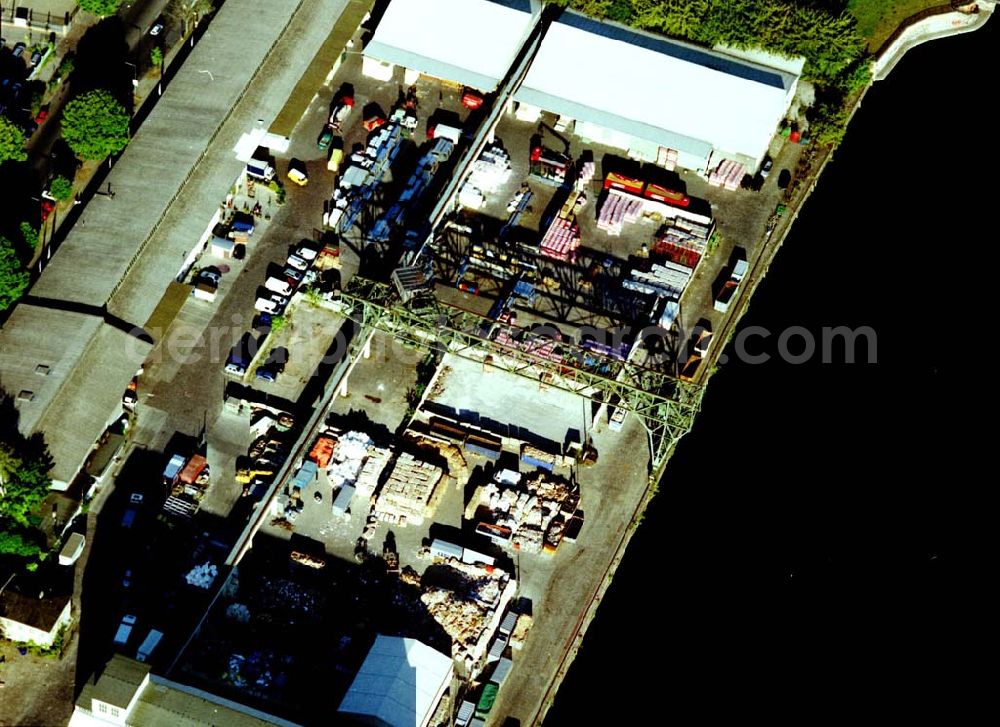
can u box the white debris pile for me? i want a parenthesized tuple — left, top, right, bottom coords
(326, 430, 373, 488)
(479, 472, 580, 554)
(472, 145, 512, 192)
(186, 562, 218, 589)
(372, 453, 442, 526)
(226, 603, 251, 623)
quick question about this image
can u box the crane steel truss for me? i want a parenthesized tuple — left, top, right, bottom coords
(339, 277, 703, 468)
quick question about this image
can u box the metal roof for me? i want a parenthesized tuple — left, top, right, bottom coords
(365, 0, 539, 91)
(0, 305, 151, 487)
(339, 635, 453, 727)
(515, 10, 799, 163)
(30, 0, 319, 329)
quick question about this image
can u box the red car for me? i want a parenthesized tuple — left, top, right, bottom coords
(35, 108, 49, 123)
(461, 88, 484, 110)
(41, 199, 56, 221)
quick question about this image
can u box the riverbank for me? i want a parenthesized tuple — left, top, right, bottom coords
(545, 8, 992, 725)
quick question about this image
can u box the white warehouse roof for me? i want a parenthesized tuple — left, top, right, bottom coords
(338, 635, 453, 727)
(366, 0, 539, 91)
(515, 11, 800, 165)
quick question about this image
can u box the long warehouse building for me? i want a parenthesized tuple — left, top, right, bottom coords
(513, 10, 801, 173)
(362, 0, 541, 89)
(364, 0, 800, 174)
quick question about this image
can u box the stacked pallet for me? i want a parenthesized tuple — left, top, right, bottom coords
(656, 147, 680, 171)
(578, 159, 596, 185)
(708, 159, 746, 190)
(596, 190, 643, 235)
(467, 144, 513, 193)
(626, 261, 693, 299)
(540, 217, 581, 260)
(373, 452, 442, 526)
(494, 328, 562, 364)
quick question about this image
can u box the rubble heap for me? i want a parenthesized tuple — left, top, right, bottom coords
(479, 471, 580, 554)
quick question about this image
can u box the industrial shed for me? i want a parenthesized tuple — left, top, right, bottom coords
(338, 635, 453, 727)
(514, 10, 801, 171)
(0, 305, 151, 490)
(363, 0, 540, 89)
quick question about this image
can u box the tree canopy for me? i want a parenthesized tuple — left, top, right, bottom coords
(553, 0, 867, 85)
(61, 89, 130, 161)
(0, 117, 27, 164)
(0, 236, 30, 313)
(76, 0, 124, 17)
(49, 175, 74, 202)
(0, 442, 53, 530)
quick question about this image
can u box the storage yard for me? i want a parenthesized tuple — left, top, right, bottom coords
(42, 1, 829, 726)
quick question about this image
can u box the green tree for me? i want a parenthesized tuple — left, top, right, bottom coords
(0, 529, 43, 558)
(76, 0, 123, 17)
(150, 47, 164, 70)
(0, 443, 53, 529)
(168, 0, 215, 36)
(61, 89, 130, 161)
(0, 117, 28, 163)
(20, 222, 40, 254)
(0, 236, 30, 312)
(49, 175, 74, 202)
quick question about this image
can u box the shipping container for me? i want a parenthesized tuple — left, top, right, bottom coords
(456, 700, 476, 727)
(487, 636, 507, 663)
(309, 435, 336, 469)
(475, 683, 499, 718)
(135, 629, 163, 662)
(292, 461, 318, 491)
(430, 539, 463, 561)
(332, 483, 355, 515)
(178, 455, 207, 485)
(490, 656, 513, 686)
(499, 610, 518, 637)
(58, 533, 86, 566)
(163, 453, 187, 483)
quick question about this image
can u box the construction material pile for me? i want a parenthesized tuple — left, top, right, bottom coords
(460, 144, 513, 209)
(540, 190, 584, 260)
(597, 191, 644, 235)
(708, 159, 746, 190)
(405, 432, 470, 484)
(625, 261, 693, 300)
(420, 562, 513, 662)
(373, 453, 443, 526)
(478, 471, 580, 554)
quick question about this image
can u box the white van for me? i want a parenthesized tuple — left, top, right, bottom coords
(255, 297, 278, 313)
(265, 276, 293, 296)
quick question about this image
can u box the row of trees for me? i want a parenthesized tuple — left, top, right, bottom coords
(553, 0, 872, 145)
(0, 438, 54, 561)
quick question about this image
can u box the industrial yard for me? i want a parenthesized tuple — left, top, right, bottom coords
(5, 0, 954, 725)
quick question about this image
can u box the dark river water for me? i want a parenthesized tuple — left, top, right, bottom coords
(546, 15, 993, 723)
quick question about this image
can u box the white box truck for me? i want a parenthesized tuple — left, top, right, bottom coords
(136, 629, 164, 662)
(114, 614, 137, 646)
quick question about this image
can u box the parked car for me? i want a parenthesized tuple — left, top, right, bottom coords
(123, 568, 134, 589)
(30, 50, 43, 67)
(197, 268, 221, 286)
(287, 167, 308, 186)
(295, 245, 318, 261)
(150, 19, 165, 36)
(12, 42, 26, 58)
(129, 493, 144, 505)
(286, 254, 308, 271)
(255, 297, 279, 314)
(760, 156, 773, 179)
(283, 266, 303, 283)
(35, 107, 49, 123)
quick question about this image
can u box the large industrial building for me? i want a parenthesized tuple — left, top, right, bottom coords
(363, 0, 541, 88)
(514, 10, 802, 172)
(363, 1, 801, 173)
(338, 635, 453, 727)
